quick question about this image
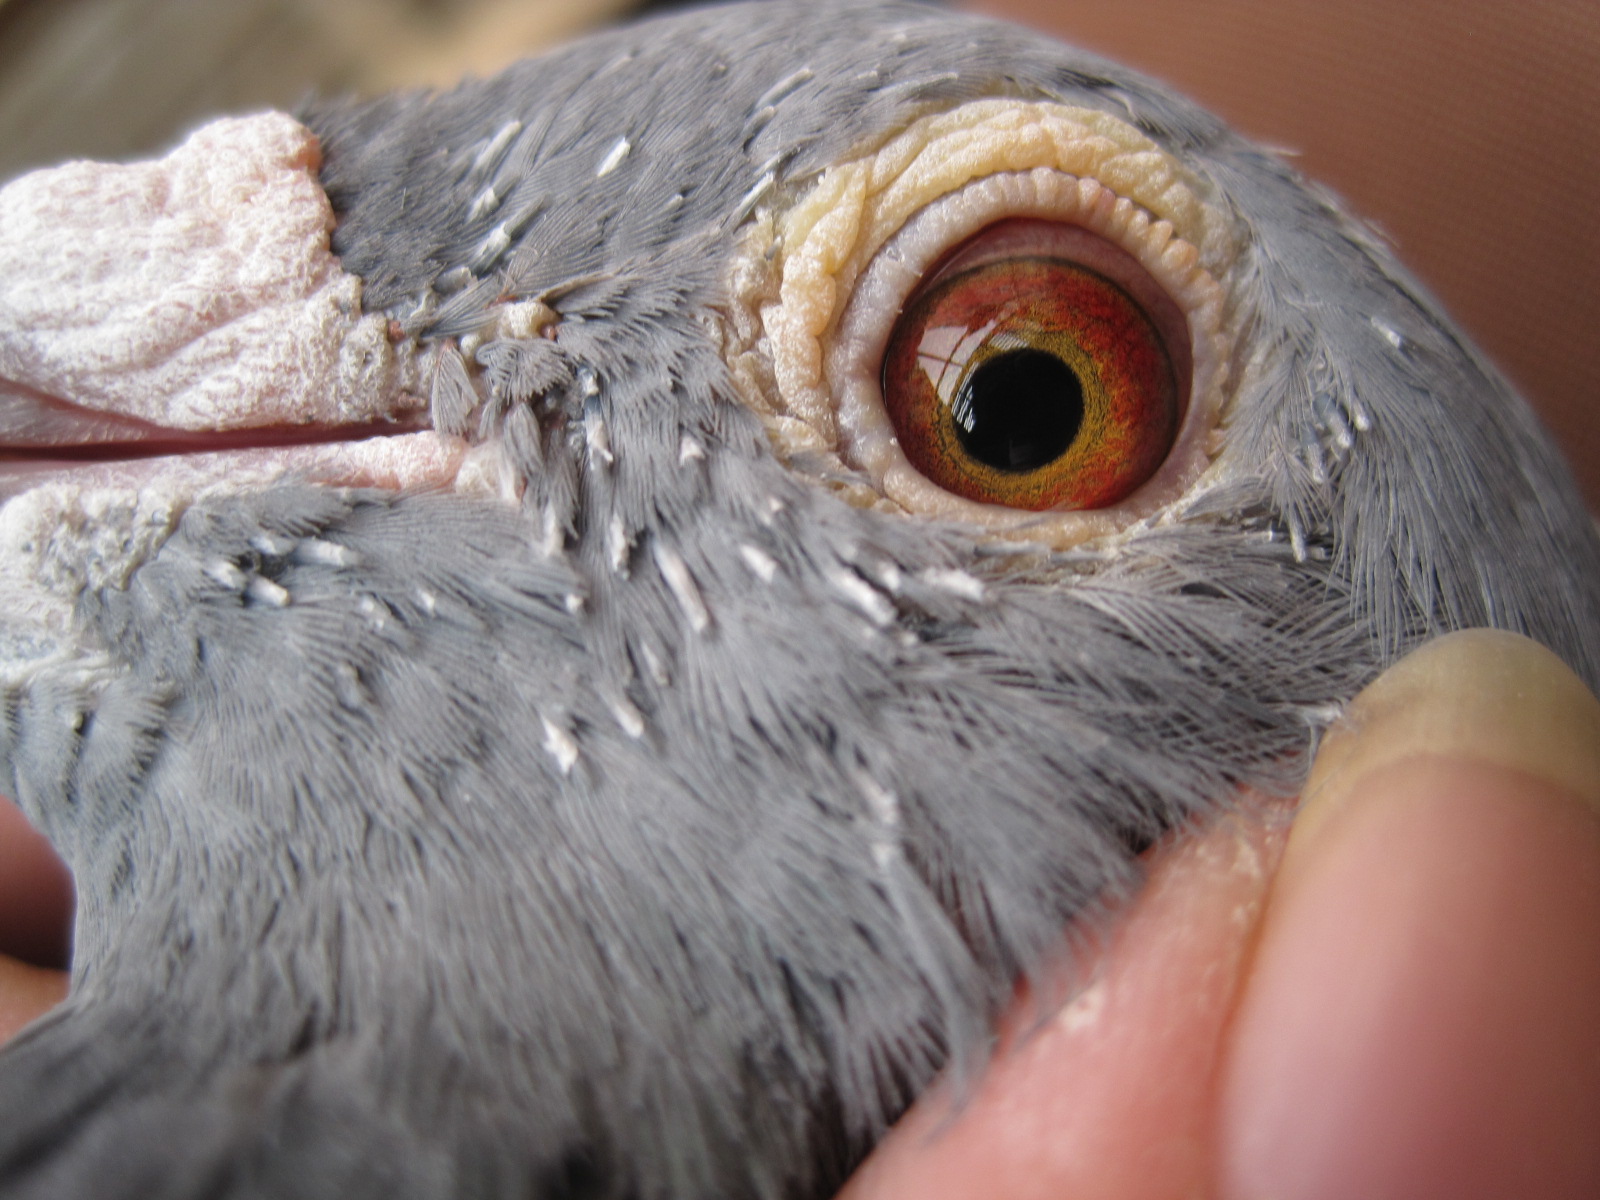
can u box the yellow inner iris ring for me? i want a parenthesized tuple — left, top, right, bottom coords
(931, 330, 1107, 502)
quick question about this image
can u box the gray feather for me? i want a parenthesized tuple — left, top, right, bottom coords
(1, 2, 1596, 1198)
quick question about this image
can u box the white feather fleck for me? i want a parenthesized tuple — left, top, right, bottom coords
(294, 538, 359, 568)
(733, 171, 776, 223)
(752, 66, 814, 111)
(1350, 396, 1373, 432)
(829, 569, 895, 627)
(540, 716, 580, 775)
(249, 533, 295, 557)
(744, 106, 778, 140)
(435, 265, 473, 295)
(596, 137, 631, 177)
(654, 542, 711, 634)
(853, 771, 901, 869)
(1371, 317, 1405, 351)
(491, 299, 556, 340)
(414, 588, 438, 617)
(1287, 513, 1308, 563)
(467, 184, 502, 221)
(607, 694, 647, 740)
(607, 514, 631, 575)
(739, 544, 778, 583)
(356, 594, 390, 632)
(540, 505, 566, 558)
(205, 560, 246, 591)
(678, 434, 706, 465)
(247, 577, 290, 608)
(469, 120, 522, 179)
(585, 406, 614, 467)
(639, 641, 671, 688)
(919, 568, 986, 601)
(468, 223, 512, 272)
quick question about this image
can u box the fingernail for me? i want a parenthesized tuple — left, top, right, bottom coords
(1217, 630, 1600, 1200)
(1297, 628, 1600, 839)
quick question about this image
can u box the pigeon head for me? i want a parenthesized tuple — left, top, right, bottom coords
(0, 2, 1595, 1197)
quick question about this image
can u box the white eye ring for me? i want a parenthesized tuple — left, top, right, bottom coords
(725, 98, 1247, 546)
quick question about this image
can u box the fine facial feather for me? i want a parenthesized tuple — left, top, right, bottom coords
(0, 2, 1597, 1198)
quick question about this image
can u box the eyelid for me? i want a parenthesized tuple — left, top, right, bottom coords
(725, 99, 1247, 545)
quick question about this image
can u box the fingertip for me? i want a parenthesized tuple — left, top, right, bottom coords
(842, 801, 1292, 1200)
(0, 953, 68, 1046)
(1217, 632, 1600, 1200)
(0, 793, 73, 970)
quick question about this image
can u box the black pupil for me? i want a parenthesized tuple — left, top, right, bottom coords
(950, 348, 1083, 472)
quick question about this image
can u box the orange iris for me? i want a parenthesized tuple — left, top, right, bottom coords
(880, 224, 1184, 511)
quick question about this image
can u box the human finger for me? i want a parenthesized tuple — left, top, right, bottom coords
(1217, 629, 1600, 1200)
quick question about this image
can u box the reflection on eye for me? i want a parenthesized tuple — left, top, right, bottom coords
(881, 219, 1186, 511)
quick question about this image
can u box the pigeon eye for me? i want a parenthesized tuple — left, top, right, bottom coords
(879, 218, 1189, 511)
(729, 98, 1245, 545)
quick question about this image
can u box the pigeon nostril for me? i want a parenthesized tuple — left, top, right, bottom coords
(0, 793, 74, 972)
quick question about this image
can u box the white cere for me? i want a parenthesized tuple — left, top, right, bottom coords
(596, 137, 632, 178)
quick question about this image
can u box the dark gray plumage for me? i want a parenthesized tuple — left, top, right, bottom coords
(0, 2, 1596, 1198)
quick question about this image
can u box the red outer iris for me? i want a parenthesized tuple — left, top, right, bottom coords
(880, 221, 1186, 512)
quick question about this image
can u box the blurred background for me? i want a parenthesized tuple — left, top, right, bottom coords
(1, 0, 1594, 508)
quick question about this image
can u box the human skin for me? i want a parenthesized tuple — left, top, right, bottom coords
(3, 633, 1598, 1198)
